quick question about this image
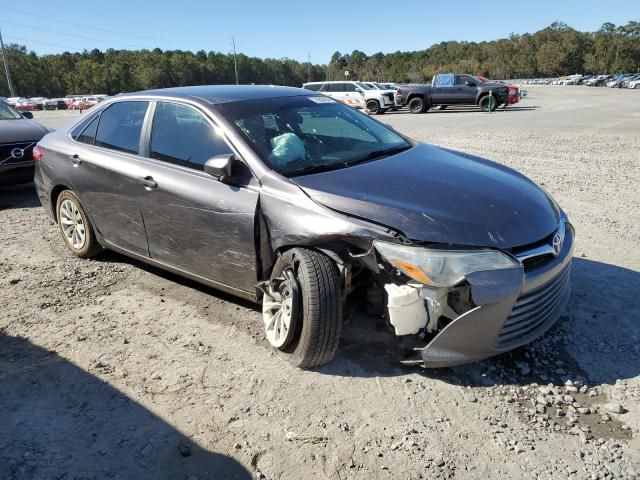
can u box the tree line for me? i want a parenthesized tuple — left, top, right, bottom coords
(328, 21, 640, 82)
(1, 21, 638, 97)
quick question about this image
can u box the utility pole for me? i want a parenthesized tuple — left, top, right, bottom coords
(0, 28, 16, 97)
(307, 51, 311, 82)
(232, 36, 239, 85)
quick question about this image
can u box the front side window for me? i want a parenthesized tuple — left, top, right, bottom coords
(344, 83, 358, 92)
(217, 95, 411, 176)
(455, 75, 474, 86)
(303, 84, 322, 91)
(149, 102, 232, 170)
(95, 101, 149, 154)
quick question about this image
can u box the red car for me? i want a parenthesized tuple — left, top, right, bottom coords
(476, 75, 520, 106)
(69, 99, 93, 110)
(15, 100, 43, 112)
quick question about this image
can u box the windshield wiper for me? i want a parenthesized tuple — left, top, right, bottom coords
(345, 144, 412, 166)
(287, 162, 348, 176)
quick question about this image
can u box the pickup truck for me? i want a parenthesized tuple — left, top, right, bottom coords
(396, 73, 509, 113)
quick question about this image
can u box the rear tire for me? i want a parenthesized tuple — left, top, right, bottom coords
(56, 190, 101, 258)
(408, 97, 426, 114)
(265, 248, 342, 369)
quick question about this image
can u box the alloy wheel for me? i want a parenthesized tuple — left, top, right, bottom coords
(59, 199, 86, 250)
(262, 269, 299, 348)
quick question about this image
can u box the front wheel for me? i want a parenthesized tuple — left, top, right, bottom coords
(262, 248, 342, 369)
(56, 190, 101, 258)
(408, 97, 426, 114)
(479, 95, 498, 112)
(366, 99, 381, 114)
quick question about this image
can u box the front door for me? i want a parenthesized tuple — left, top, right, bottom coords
(67, 101, 150, 256)
(137, 101, 259, 293)
(454, 75, 478, 104)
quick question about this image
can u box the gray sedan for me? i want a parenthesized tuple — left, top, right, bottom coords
(34, 85, 573, 368)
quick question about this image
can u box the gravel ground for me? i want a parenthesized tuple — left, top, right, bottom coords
(1, 86, 639, 480)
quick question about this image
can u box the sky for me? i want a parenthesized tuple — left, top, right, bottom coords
(1, 0, 638, 63)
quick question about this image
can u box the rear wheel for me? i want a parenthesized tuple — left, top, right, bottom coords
(262, 248, 342, 369)
(408, 97, 426, 114)
(56, 190, 101, 258)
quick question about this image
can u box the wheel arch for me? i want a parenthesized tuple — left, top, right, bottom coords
(50, 184, 72, 222)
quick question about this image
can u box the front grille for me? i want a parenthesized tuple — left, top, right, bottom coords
(496, 262, 571, 348)
(0, 141, 36, 166)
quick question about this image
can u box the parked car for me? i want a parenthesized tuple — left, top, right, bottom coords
(69, 99, 94, 110)
(34, 85, 573, 369)
(302, 81, 395, 114)
(14, 99, 43, 112)
(627, 78, 640, 89)
(45, 99, 69, 110)
(29, 97, 48, 109)
(396, 73, 509, 113)
(621, 74, 640, 88)
(0, 100, 49, 185)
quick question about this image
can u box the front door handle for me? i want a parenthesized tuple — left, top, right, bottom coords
(137, 176, 157, 189)
(70, 154, 82, 166)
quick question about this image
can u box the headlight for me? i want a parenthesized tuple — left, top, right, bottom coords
(374, 240, 519, 287)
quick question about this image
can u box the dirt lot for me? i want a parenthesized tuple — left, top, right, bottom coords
(1, 86, 639, 480)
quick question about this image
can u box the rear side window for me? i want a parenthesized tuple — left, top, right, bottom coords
(435, 74, 454, 87)
(149, 102, 232, 170)
(303, 84, 322, 91)
(321, 83, 344, 92)
(94, 101, 149, 155)
(76, 116, 99, 145)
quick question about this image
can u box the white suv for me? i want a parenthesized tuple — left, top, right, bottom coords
(302, 81, 395, 114)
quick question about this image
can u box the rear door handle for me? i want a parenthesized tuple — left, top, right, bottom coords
(70, 154, 82, 166)
(137, 176, 157, 189)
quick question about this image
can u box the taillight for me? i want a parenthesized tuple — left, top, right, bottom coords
(32, 145, 44, 161)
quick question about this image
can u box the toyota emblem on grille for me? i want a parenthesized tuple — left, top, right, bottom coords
(552, 233, 563, 256)
(10, 148, 25, 159)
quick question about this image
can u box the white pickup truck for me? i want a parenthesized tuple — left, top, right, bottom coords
(302, 81, 395, 114)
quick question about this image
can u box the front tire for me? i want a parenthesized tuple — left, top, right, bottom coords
(56, 190, 101, 258)
(408, 97, 427, 114)
(479, 95, 498, 112)
(263, 248, 342, 369)
(366, 99, 381, 115)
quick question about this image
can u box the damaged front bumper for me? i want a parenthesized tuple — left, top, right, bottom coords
(392, 223, 574, 368)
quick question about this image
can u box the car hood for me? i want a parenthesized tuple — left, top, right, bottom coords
(0, 119, 49, 143)
(291, 143, 560, 248)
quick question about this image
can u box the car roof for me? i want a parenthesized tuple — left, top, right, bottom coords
(119, 85, 310, 104)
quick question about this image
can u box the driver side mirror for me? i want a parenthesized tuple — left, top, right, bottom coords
(21, 111, 34, 119)
(204, 153, 235, 180)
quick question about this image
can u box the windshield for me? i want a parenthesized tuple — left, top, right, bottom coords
(217, 95, 411, 176)
(356, 82, 371, 90)
(0, 101, 23, 120)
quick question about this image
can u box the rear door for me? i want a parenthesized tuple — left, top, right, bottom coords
(67, 101, 150, 256)
(136, 100, 259, 293)
(320, 83, 346, 104)
(431, 74, 456, 104)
